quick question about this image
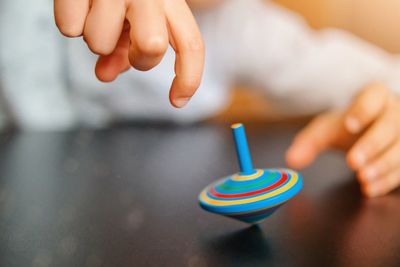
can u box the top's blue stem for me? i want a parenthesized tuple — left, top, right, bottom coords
(231, 123, 255, 175)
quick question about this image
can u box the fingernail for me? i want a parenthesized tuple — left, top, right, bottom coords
(363, 167, 378, 181)
(346, 116, 361, 134)
(173, 97, 190, 108)
(353, 151, 366, 167)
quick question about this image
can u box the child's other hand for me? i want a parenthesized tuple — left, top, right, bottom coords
(54, 0, 205, 108)
(286, 84, 400, 197)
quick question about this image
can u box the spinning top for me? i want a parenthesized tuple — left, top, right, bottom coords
(198, 123, 303, 224)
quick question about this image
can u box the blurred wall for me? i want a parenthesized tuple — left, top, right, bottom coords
(215, 0, 400, 123)
(274, 0, 400, 53)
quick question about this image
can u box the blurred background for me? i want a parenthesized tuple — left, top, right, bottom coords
(218, 0, 400, 123)
(277, 0, 400, 53)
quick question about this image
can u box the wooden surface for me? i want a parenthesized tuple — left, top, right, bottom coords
(1, 123, 400, 266)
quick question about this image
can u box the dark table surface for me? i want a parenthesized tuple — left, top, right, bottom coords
(1, 122, 400, 267)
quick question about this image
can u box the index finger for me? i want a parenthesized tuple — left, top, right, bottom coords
(286, 112, 342, 169)
(165, 0, 205, 108)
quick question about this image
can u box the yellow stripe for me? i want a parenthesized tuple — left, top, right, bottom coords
(231, 169, 263, 181)
(200, 170, 298, 206)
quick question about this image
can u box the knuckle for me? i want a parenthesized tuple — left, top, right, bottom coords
(137, 36, 168, 57)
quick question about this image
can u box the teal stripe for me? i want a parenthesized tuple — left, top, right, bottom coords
(216, 171, 278, 191)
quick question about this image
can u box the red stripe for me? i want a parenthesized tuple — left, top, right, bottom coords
(209, 172, 289, 198)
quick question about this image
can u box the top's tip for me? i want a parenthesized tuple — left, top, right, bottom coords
(231, 123, 243, 129)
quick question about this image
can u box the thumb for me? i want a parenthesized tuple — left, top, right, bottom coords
(286, 113, 341, 169)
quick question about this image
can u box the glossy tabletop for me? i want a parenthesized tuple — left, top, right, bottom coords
(0, 123, 400, 267)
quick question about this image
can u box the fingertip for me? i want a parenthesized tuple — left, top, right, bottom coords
(360, 183, 372, 198)
(358, 166, 379, 184)
(128, 46, 164, 71)
(285, 142, 315, 170)
(285, 150, 303, 169)
(95, 68, 117, 83)
(95, 60, 118, 83)
(56, 22, 84, 38)
(54, 0, 88, 38)
(169, 87, 191, 108)
(347, 148, 367, 171)
(346, 152, 356, 171)
(361, 184, 381, 198)
(171, 97, 191, 108)
(95, 55, 130, 83)
(169, 77, 199, 108)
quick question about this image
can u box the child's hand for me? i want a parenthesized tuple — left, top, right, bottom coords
(54, 0, 205, 108)
(286, 84, 400, 197)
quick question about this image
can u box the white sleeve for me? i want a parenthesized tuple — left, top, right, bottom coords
(202, 0, 400, 116)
